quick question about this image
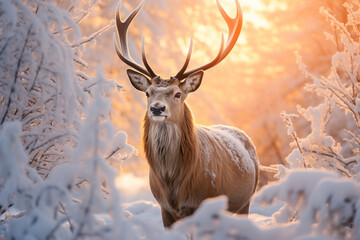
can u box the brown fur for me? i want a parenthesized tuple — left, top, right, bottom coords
(143, 103, 259, 227)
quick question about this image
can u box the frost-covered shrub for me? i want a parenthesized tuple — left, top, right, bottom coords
(254, 169, 360, 240)
(280, 1, 360, 179)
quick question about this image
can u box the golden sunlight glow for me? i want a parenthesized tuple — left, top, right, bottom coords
(221, 0, 269, 27)
(115, 173, 149, 199)
(85, 0, 332, 178)
(242, 0, 264, 10)
(222, 0, 264, 12)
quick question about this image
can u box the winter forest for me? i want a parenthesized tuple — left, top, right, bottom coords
(1, 0, 360, 239)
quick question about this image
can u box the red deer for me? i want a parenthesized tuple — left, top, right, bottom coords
(114, 0, 259, 227)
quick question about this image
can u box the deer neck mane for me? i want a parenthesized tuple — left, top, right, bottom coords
(144, 103, 200, 184)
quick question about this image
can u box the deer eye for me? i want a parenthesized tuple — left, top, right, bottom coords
(146, 92, 150, 97)
(175, 92, 181, 98)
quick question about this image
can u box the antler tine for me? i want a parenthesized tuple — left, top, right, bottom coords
(141, 36, 157, 77)
(175, 0, 243, 80)
(217, 0, 242, 58)
(174, 38, 193, 79)
(114, 0, 157, 78)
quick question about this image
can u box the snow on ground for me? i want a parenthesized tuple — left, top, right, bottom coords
(116, 172, 274, 229)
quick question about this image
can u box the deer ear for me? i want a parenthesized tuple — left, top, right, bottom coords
(126, 69, 151, 92)
(180, 70, 203, 94)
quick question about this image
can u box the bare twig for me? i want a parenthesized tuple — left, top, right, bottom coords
(60, 201, 74, 233)
(106, 147, 121, 160)
(30, 133, 67, 153)
(71, 21, 115, 48)
(53, 10, 90, 35)
(344, 129, 360, 145)
(321, 7, 354, 44)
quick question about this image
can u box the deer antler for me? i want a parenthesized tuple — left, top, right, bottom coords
(174, 0, 243, 80)
(115, 0, 242, 81)
(114, 0, 157, 78)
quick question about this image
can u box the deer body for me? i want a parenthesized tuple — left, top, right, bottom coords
(115, 0, 259, 227)
(145, 102, 258, 226)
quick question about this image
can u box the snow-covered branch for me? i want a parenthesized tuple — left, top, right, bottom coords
(282, 2, 360, 179)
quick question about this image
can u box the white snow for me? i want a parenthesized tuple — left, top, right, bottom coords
(197, 125, 256, 174)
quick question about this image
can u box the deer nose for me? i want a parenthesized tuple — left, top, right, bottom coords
(150, 105, 166, 116)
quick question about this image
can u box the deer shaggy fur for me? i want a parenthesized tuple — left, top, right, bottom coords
(144, 97, 259, 227)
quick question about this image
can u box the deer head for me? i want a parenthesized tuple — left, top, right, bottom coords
(114, 0, 243, 123)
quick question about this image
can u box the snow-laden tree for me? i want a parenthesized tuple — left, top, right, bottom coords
(0, 0, 137, 239)
(280, 0, 360, 179)
(0, 0, 115, 178)
(1, 0, 81, 177)
(240, 0, 352, 185)
(248, 1, 360, 239)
